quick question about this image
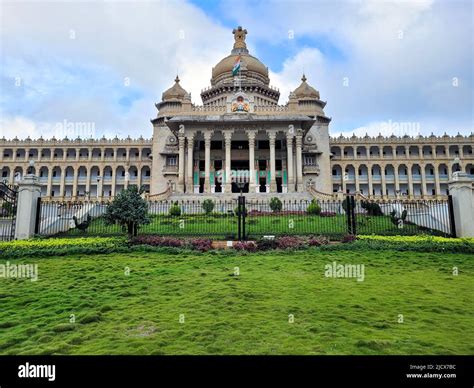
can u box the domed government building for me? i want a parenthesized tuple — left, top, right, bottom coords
(1, 27, 473, 201)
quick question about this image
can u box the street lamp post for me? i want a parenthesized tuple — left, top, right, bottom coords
(236, 174, 248, 241)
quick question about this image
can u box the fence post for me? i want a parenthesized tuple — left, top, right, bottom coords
(237, 196, 242, 241)
(448, 173, 474, 237)
(15, 175, 42, 240)
(34, 197, 42, 235)
(447, 195, 456, 238)
(242, 195, 246, 241)
(351, 196, 357, 235)
(345, 196, 352, 235)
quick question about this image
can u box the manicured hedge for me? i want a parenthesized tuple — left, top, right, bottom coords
(0, 237, 128, 258)
(321, 235, 474, 254)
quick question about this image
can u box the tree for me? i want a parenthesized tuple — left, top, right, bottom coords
(202, 199, 215, 214)
(104, 185, 150, 237)
(269, 197, 282, 212)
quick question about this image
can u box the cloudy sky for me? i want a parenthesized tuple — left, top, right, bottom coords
(0, 0, 472, 140)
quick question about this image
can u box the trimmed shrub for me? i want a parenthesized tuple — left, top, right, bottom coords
(361, 201, 383, 216)
(169, 203, 181, 217)
(269, 197, 283, 212)
(202, 199, 215, 214)
(306, 199, 321, 215)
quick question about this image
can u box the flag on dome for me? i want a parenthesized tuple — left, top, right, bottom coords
(232, 55, 241, 76)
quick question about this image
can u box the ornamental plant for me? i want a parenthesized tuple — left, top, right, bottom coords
(169, 202, 182, 216)
(269, 197, 283, 212)
(103, 185, 150, 237)
(202, 199, 215, 214)
(306, 199, 321, 215)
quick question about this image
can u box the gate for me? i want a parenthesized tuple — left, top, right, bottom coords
(0, 182, 18, 241)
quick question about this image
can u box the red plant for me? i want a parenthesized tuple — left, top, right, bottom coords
(319, 212, 337, 217)
(188, 239, 213, 252)
(308, 236, 330, 246)
(276, 236, 305, 249)
(341, 234, 357, 243)
(234, 241, 258, 252)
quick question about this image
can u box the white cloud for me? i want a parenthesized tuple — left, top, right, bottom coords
(0, 0, 472, 139)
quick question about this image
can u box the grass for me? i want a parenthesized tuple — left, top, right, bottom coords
(64, 214, 430, 239)
(0, 249, 472, 355)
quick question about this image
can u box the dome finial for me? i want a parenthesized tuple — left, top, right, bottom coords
(175, 75, 180, 83)
(301, 73, 307, 83)
(231, 26, 249, 55)
(232, 26, 247, 49)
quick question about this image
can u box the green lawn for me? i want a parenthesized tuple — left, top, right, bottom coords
(0, 249, 472, 355)
(65, 214, 429, 239)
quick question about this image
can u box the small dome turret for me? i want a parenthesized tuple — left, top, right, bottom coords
(162, 75, 188, 101)
(293, 74, 320, 100)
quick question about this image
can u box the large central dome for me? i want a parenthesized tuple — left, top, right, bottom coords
(210, 26, 270, 87)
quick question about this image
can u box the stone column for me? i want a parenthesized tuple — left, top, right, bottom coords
(111, 167, 116, 197)
(246, 130, 257, 193)
(186, 134, 195, 193)
(407, 167, 414, 199)
(394, 165, 400, 194)
(368, 164, 373, 197)
(59, 167, 65, 198)
(420, 165, 427, 197)
(223, 130, 233, 193)
(15, 175, 41, 240)
(342, 166, 347, 194)
(204, 131, 213, 193)
(267, 130, 277, 192)
(72, 167, 78, 199)
(177, 135, 185, 193)
(448, 173, 474, 237)
(381, 165, 386, 198)
(434, 165, 441, 198)
(286, 131, 295, 192)
(47, 167, 53, 197)
(85, 166, 91, 198)
(97, 169, 103, 200)
(355, 165, 360, 193)
(295, 132, 303, 192)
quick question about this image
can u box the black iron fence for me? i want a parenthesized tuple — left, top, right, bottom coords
(35, 196, 456, 240)
(0, 183, 17, 241)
